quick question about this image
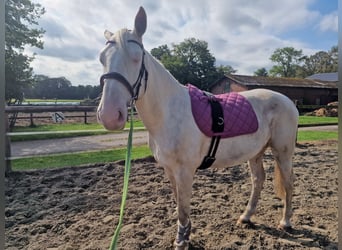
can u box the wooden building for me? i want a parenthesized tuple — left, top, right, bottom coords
(209, 74, 338, 105)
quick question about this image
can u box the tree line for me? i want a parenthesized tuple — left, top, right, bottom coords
(24, 75, 102, 100)
(5, 0, 338, 103)
(255, 46, 338, 78)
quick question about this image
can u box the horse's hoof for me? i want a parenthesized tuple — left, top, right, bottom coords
(175, 246, 188, 250)
(174, 240, 189, 250)
(278, 224, 293, 232)
(236, 218, 256, 229)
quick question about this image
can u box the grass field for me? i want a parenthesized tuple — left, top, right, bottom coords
(24, 98, 82, 103)
(12, 145, 152, 171)
(10, 129, 337, 171)
(296, 130, 338, 141)
(10, 120, 145, 141)
(298, 116, 338, 125)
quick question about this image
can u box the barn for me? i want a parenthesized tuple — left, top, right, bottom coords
(209, 74, 338, 105)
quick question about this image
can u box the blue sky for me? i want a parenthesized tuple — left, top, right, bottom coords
(28, 0, 338, 86)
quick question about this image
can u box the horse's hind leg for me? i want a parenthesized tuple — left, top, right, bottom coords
(273, 150, 294, 230)
(237, 151, 265, 226)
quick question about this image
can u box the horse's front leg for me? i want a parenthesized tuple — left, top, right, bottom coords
(166, 167, 194, 250)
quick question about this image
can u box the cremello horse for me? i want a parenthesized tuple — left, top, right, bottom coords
(97, 7, 298, 249)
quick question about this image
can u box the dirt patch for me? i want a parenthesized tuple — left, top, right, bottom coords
(5, 141, 337, 249)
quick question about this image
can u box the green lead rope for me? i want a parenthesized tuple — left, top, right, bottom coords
(109, 106, 134, 250)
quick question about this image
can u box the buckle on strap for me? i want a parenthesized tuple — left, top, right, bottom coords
(198, 136, 221, 170)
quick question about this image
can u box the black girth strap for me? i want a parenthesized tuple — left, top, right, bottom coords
(198, 94, 224, 170)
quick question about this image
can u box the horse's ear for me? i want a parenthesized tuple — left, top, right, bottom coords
(104, 30, 114, 40)
(134, 6, 147, 38)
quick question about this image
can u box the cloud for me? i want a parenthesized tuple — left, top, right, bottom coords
(29, 0, 337, 85)
(30, 55, 102, 85)
(318, 11, 338, 32)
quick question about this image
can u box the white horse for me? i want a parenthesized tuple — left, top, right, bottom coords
(97, 7, 298, 249)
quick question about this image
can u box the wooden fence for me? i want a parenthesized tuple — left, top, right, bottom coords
(5, 105, 97, 127)
(4, 105, 97, 173)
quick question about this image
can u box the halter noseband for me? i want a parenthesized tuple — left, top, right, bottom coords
(100, 39, 148, 102)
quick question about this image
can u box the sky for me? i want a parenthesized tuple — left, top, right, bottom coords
(28, 0, 338, 86)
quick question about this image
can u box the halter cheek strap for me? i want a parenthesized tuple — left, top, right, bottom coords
(100, 39, 148, 102)
(100, 72, 134, 97)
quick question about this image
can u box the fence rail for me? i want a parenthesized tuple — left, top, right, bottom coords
(5, 105, 97, 113)
(5, 105, 97, 126)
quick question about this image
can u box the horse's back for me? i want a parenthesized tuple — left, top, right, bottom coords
(240, 88, 298, 122)
(241, 88, 298, 151)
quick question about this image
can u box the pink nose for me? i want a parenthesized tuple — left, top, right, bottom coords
(97, 107, 126, 130)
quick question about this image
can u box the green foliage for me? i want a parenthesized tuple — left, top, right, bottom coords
(151, 38, 236, 90)
(5, 0, 45, 103)
(297, 46, 338, 78)
(254, 67, 268, 76)
(150, 45, 171, 60)
(24, 75, 102, 99)
(216, 65, 236, 76)
(269, 47, 303, 77)
(268, 45, 338, 78)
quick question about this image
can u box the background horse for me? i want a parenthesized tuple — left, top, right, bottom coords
(97, 7, 298, 249)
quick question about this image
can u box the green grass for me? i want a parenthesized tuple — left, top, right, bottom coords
(298, 116, 338, 125)
(24, 98, 82, 103)
(10, 131, 110, 142)
(11, 145, 152, 171)
(10, 130, 337, 171)
(12, 123, 104, 132)
(297, 130, 338, 142)
(10, 120, 145, 141)
(12, 120, 144, 132)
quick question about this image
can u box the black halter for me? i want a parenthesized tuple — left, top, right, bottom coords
(100, 39, 148, 102)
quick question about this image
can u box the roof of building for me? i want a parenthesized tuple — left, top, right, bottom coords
(306, 72, 338, 82)
(210, 74, 337, 90)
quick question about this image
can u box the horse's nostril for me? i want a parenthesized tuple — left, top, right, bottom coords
(118, 110, 123, 121)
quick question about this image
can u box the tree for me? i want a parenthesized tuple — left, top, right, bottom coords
(5, 0, 45, 104)
(216, 65, 237, 75)
(31, 76, 72, 99)
(151, 38, 236, 90)
(25, 75, 102, 100)
(298, 45, 338, 78)
(254, 67, 268, 77)
(269, 47, 303, 77)
(150, 45, 171, 61)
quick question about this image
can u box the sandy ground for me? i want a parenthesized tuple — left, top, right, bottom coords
(5, 140, 337, 249)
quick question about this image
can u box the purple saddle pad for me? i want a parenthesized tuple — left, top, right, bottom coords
(187, 84, 258, 138)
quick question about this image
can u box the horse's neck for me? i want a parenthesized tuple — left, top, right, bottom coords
(135, 53, 188, 135)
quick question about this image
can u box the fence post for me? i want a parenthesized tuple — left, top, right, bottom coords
(30, 112, 34, 127)
(84, 111, 87, 124)
(5, 113, 12, 174)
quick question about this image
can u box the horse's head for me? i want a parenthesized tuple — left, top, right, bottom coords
(97, 7, 147, 130)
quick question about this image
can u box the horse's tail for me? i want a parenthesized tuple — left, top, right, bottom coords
(274, 161, 286, 199)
